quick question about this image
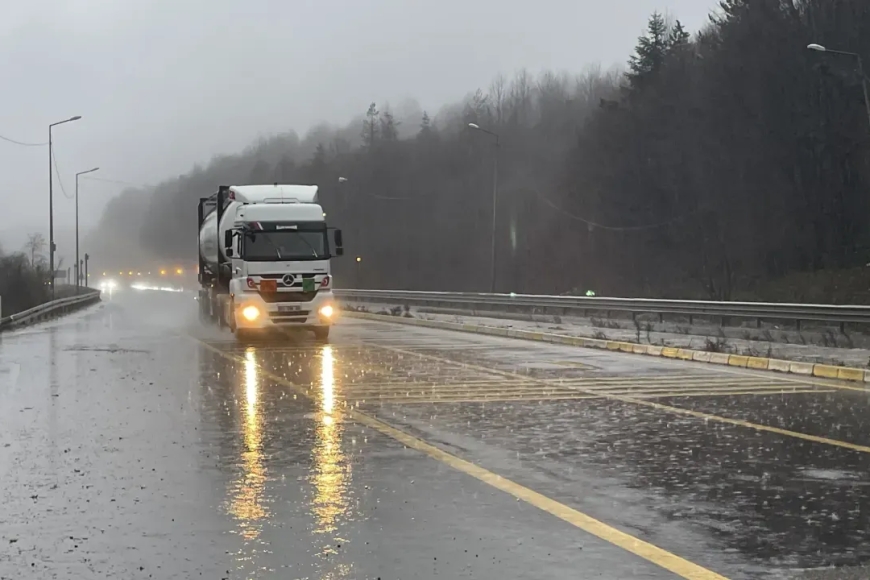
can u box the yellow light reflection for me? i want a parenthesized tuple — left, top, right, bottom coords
(321, 345, 334, 415)
(311, 345, 348, 536)
(227, 348, 268, 541)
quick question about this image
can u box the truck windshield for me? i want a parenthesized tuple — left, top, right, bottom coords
(243, 230, 328, 261)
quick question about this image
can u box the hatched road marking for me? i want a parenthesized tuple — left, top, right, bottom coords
(368, 342, 870, 454)
(193, 335, 730, 580)
(201, 339, 835, 404)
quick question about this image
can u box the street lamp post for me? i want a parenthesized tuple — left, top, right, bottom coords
(75, 167, 99, 291)
(468, 123, 500, 293)
(808, 44, 870, 129)
(49, 115, 82, 297)
(337, 177, 359, 287)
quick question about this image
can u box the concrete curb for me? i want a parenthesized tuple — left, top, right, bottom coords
(345, 310, 870, 384)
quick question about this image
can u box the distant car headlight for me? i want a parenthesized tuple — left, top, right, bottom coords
(242, 305, 260, 321)
(319, 305, 334, 318)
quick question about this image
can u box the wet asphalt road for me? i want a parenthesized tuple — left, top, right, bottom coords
(2, 290, 870, 579)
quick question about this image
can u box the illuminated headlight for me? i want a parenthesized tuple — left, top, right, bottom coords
(319, 305, 334, 318)
(241, 305, 260, 321)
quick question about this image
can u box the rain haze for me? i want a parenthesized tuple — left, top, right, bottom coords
(5, 2, 870, 579)
(1, 0, 713, 256)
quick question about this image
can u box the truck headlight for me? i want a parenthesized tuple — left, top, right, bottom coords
(319, 305, 334, 318)
(242, 305, 260, 321)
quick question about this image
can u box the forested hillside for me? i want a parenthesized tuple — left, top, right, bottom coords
(91, 0, 870, 299)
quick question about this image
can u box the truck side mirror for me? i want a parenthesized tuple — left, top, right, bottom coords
(333, 229, 344, 254)
(224, 230, 233, 251)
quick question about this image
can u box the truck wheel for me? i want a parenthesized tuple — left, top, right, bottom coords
(217, 299, 227, 328)
(235, 329, 251, 342)
(312, 327, 330, 342)
(198, 298, 208, 323)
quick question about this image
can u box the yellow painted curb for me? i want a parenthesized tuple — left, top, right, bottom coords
(344, 311, 869, 384)
(838, 367, 865, 382)
(728, 355, 749, 368)
(813, 364, 840, 379)
(747, 357, 770, 370)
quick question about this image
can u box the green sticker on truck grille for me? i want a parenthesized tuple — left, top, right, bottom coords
(302, 277, 315, 292)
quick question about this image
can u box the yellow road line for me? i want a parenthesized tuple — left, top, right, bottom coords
(348, 410, 729, 580)
(570, 382, 803, 393)
(622, 396, 870, 453)
(354, 389, 832, 405)
(192, 337, 728, 580)
(586, 383, 822, 395)
(377, 395, 600, 404)
(628, 389, 832, 399)
(354, 395, 597, 404)
(373, 344, 870, 454)
(557, 375, 796, 386)
(343, 384, 573, 395)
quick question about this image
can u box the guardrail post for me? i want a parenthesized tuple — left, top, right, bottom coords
(756, 318, 761, 329)
(840, 321, 846, 334)
(796, 319, 801, 332)
(688, 314, 694, 325)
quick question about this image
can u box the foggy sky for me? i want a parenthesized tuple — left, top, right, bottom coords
(0, 0, 715, 258)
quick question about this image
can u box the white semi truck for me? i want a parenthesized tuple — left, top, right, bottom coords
(197, 184, 344, 341)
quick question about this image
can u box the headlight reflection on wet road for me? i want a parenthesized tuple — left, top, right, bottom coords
(228, 348, 268, 542)
(311, 344, 350, 542)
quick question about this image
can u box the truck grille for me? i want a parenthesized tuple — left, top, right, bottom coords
(268, 312, 310, 323)
(259, 291, 318, 303)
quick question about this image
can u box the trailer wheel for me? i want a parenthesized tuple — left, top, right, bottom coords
(216, 296, 227, 328)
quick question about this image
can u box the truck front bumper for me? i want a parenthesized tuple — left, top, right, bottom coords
(233, 290, 336, 330)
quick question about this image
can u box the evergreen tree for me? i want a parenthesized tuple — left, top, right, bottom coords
(626, 12, 670, 90)
(380, 110, 399, 141)
(362, 103, 379, 148)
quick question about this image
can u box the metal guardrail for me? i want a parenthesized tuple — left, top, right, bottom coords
(334, 289, 870, 330)
(0, 289, 101, 330)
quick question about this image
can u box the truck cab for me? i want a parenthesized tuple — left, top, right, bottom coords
(198, 184, 343, 341)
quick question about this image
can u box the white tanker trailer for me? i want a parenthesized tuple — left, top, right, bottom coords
(197, 184, 344, 341)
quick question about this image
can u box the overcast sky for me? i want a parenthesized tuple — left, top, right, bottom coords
(0, 0, 716, 254)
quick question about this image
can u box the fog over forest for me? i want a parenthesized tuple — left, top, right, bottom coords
(88, 0, 870, 302)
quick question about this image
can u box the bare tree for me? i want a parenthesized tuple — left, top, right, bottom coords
(24, 233, 46, 268)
